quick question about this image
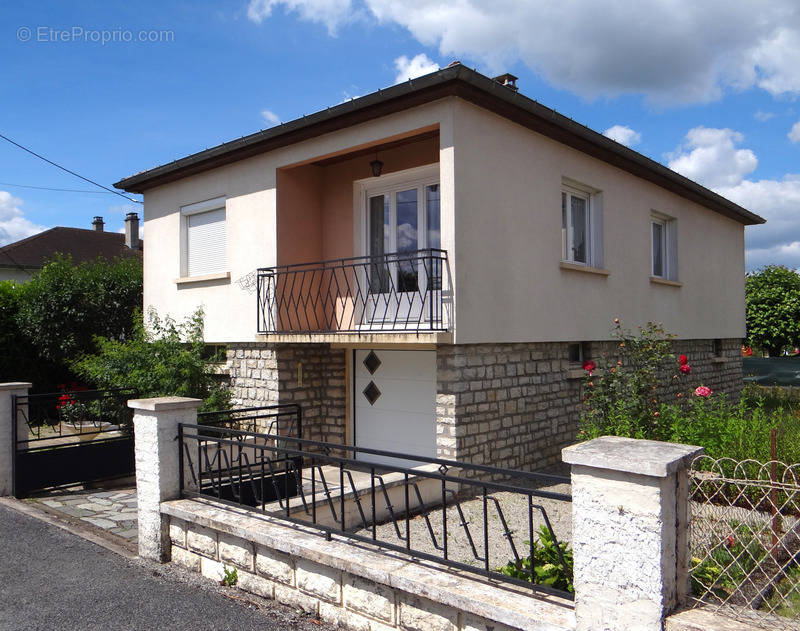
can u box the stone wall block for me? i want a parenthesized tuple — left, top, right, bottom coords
(219, 533, 255, 571)
(237, 570, 275, 600)
(296, 558, 342, 604)
(398, 595, 457, 631)
(256, 545, 295, 585)
(344, 574, 396, 624)
(187, 524, 218, 559)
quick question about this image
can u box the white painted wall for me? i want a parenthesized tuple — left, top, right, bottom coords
(0, 267, 38, 283)
(450, 99, 746, 343)
(141, 95, 747, 344)
(141, 100, 456, 342)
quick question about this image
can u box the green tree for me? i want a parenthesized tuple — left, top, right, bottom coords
(16, 255, 143, 374)
(745, 265, 800, 357)
(74, 307, 230, 411)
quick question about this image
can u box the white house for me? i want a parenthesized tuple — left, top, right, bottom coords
(116, 63, 764, 471)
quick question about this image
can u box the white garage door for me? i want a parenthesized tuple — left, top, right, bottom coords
(354, 349, 436, 468)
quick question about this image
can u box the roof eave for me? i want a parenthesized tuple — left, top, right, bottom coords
(115, 65, 765, 227)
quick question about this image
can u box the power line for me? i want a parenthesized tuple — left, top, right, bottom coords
(0, 181, 119, 195)
(0, 132, 142, 204)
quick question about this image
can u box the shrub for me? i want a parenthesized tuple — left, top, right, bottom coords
(580, 320, 680, 440)
(74, 307, 230, 412)
(496, 526, 574, 593)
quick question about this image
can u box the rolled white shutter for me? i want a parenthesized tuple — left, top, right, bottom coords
(186, 208, 226, 276)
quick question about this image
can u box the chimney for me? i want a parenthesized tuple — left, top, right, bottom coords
(492, 73, 519, 92)
(125, 212, 140, 249)
(92, 216, 104, 231)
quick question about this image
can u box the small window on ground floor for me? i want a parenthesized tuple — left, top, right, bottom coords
(568, 341, 592, 365)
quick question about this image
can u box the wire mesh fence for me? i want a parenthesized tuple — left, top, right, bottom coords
(689, 455, 800, 628)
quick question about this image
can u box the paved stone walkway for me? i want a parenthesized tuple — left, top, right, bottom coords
(30, 488, 138, 543)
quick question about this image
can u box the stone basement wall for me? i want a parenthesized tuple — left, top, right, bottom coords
(436, 338, 743, 472)
(227, 343, 346, 445)
(162, 499, 575, 631)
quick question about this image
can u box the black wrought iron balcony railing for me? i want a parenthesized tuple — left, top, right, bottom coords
(256, 248, 449, 334)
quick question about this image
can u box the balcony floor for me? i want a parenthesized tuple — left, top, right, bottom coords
(255, 331, 453, 345)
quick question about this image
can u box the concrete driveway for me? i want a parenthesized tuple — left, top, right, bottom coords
(0, 502, 331, 630)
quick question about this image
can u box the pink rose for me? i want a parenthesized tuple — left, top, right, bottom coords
(694, 385, 712, 398)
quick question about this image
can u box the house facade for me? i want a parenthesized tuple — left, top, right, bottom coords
(116, 64, 764, 471)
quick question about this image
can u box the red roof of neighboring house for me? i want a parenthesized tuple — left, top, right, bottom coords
(0, 227, 142, 271)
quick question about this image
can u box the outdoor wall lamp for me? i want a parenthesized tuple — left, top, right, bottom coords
(370, 152, 383, 177)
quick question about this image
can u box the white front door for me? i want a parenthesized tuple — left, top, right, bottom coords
(353, 349, 436, 468)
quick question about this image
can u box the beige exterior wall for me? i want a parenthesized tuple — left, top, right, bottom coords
(141, 100, 455, 342)
(141, 95, 746, 344)
(450, 99, 746, 343)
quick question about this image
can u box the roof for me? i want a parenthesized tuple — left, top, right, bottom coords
(115, 63, 765, 226)
(0, 227, 142, 272)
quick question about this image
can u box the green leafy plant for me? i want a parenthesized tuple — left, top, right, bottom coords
(580, 320, 679, 440)
(746, 265, 800, 357)
(221, 566, 238, 587)
(496, 526, 574, 593)
(74, 307, 230, 412)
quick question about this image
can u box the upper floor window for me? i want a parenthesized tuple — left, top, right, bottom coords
(181, 197, 227, 277)
(561, 180, 603, 268)
(651, 213, 677, 281)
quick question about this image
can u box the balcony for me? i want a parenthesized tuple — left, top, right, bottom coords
(256, 249, 449, 338)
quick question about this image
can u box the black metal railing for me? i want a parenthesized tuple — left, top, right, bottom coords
(179, 423, 573, 597)
(256, 248, 449, 334)
(14, 387, 139, 450)
(198, 404, 302, 439)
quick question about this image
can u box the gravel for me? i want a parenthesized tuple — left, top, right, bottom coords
(353, 478, 573, 572)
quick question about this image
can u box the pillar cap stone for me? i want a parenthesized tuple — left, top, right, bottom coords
(562, 435, 703, 477)
(128, 396, 203, 411)
(0, 382, 32, 391)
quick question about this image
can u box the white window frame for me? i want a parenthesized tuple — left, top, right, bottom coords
(561, 178, 603, 268)
(650, 211, 678, 281)
(354, 164, 440, 259)
(180, 196, 227, 278)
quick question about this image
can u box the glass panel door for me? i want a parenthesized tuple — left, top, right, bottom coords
(368, 194, 389, 293)
(395, 188, 419, 292)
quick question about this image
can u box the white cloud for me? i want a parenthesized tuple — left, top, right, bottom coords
(261, 109, 281, 126)
(754, 110, 775, 122)
(667, 127, 757, 189)
(249, 0, 800, 104)
(0, 191, 46, 247)
(667, 127, 800, 269)
(789, 121, 800, 143)
(247, 0, 354, 35)
(393, 53, 439, 84)
(603, 125, 641, 147)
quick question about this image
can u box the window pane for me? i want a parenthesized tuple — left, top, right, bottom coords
(426, 184, 441, 290)
(571, 195, 587, 263)
(652, 222, 664, 277)
(561, 192, 567, 260)
(426, 184, 440, 250)
(396, 188, 418, 292)
(369, 195, 389, 292)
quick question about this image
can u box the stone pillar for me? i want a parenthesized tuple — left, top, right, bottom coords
(129, 396, 202, 562)
(562, 436, 703, 631)
(0, 382, 31, 496)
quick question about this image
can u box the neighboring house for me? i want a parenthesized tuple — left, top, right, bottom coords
(115, 63, 764, 471)
(0, 214, 142, 282)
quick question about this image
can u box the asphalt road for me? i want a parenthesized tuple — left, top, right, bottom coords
(0, 503, 329, 631)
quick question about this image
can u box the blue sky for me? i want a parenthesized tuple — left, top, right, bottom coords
(1, 1, 799, 270)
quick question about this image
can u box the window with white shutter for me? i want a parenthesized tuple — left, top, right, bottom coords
(181, 197, 227, 277)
